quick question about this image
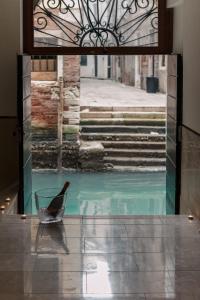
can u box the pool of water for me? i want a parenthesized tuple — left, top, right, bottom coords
(30, 171, 168, 216)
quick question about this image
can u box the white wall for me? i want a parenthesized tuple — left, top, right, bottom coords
(80, 56, 95, 78)
(81, 56, 109, 79)
(97, 56, 108, 79)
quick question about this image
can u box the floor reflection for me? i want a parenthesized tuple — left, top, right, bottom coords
(0, 216, 199, 298)
(35, 222, 70, 254)
(86, 261, 113, 296)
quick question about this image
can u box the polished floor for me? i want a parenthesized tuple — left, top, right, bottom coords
(0, 215, 200, 299)
(32, 171, 167, 215)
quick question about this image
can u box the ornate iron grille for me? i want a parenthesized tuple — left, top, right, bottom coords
(33, 0, 159, 48)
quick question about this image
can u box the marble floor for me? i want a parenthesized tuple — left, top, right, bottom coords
(0, 215, 200, 299)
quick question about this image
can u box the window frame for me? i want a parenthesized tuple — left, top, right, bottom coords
(24, 0, 173, 55)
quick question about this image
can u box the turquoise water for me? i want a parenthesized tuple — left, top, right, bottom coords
(31, 171, 167, 216)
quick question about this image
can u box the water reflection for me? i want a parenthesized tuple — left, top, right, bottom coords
(32, 171, 167, 215)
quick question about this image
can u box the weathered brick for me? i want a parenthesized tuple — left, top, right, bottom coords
(69, 106, 80, 112)
(64, 111, 80, 119)
(32, 55, 81, 168)
(64, 99, 80, 106)
(63, 56, 80, 85)
(32, 82, 59, 133)
(68, 119, 80, 125)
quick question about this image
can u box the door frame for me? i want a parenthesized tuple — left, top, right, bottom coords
(166, 54, 183, 215)
(18, 54, 183, 215)
(175, 55, 183, 214)
(20, 1, 183, 215)
(17, 55, 32, 214)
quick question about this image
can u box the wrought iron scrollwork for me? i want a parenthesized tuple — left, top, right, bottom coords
(34, 0, 158, 47)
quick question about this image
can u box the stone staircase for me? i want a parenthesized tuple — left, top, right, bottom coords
(80, 107, 166, 170)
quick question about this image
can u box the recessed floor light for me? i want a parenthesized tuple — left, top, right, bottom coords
(21, 214, 27, 220)
(188, 215, 194, 221)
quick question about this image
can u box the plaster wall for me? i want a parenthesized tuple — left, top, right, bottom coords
(169, 0, 200, 134)
(182, 0, 200, 134)
(0, 0, 22, 116)
(169, 0, 200, 216)
(80, 56, 96, 78)
(181, 0, 200, 216)
(97, 56, 109, 79)
(168, 0, 183, 55)
(0, 118, 18, 190)
(0, 0, 22, 190)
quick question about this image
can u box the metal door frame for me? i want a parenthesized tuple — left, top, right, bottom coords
(20, 0, 184, 215)
(18, 54, 183, 215)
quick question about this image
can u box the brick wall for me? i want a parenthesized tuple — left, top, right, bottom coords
(62, 56, 80, 140)
(63, 56, 80, 86)
(31, 56, 81, 169)
(32, 81, 60, 140)
(62, 55, 81, 168)
(31, 81, 60, 169)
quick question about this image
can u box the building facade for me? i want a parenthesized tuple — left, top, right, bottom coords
(80, 55, 167, 92)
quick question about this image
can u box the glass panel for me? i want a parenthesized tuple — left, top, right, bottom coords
(33, 0, 158, 47)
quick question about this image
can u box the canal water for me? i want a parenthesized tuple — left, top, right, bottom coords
(31, 171, 167, 216)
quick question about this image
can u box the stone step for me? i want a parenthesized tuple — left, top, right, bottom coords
(112, 166, 166, 172)
(104, 156, 166, 167)
(105, 149, 166, 158)
(102, 141, 166, 150)
(80, 118, 166, 126)
(81, 133, 166, 142)
(81, 111, 166, 120)
(81, 125, 165, 134)
(81, 106, 166, 112)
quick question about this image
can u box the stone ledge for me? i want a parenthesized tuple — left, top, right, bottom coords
(79, 141, 105, 170)
(63, 125, 79, 134)
(79, 141, 104, 156)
